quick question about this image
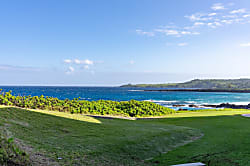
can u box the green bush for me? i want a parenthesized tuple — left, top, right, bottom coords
(0, 89, 175, 117)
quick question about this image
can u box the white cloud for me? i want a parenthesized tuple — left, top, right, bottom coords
(185, 14, 201, 21)
(185, 13, 208, 21)
(156, 29, 176, 35)
(240, 43, 250, 47)
(214, 21, 222, 26)
(64, 59, 94, 74)
(192, 32, 200, 35)
(211, 3, 225, 11)
(70, 59, 94, 65)
(84, 65, 90, 69)
(0, 64, 40, 71)
(178, 43, 188, 46)
(235, 18, 244, 22)
(222, 15, 237, 18)
(64, 59, 72, 63)
(207, 22, 216, 28)
(136, 29, 154, 37)
(208, 13, 217, 16)
(155, 29, 179, 36)
(166, 43, 188, 47)
(155, 28, 198, 37)
(129, 60, 135, 65)
(243, 14, 250, 18)
(185, 13, 216, 22)
(74, 59, 81, 64)
(166, 30, 179, 36)
(136, 2, 250, 41)
(83, 59, 94, 65)
(194, 22, 205, 26)
(221, 19, 233, 24)
(181, 31, 191, 35)
(207, 21, 222, 28)
(69, 66, 74, 72)
(230, 9, 246, 14)
(66, 66, 75, 74)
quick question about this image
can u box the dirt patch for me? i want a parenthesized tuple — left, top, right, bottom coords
(1, 123, 59, 166)
(14, 138, 60, 166)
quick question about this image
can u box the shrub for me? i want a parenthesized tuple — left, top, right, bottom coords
(0, 90, 175, 117)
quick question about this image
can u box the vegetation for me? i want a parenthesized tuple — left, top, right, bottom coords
(121, 78, 250, 89)
(152, 113, 250, 165)
(0, 132, 29, 166)
(1, 107, 250, 165)
(0, 107, 201, 165)
(0, 90, 175, 117)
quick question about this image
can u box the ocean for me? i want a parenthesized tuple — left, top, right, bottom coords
(1, 86, 250, 110)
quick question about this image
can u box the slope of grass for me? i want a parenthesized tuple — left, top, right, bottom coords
(1, 106, 250, 165)
(0, 132, 30, 166)
(148, 114, 250, 165)
(0, 107, 201, 165)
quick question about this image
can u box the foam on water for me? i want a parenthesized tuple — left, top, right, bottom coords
(0, 86, 250, 109)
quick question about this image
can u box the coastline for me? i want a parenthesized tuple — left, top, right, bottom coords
(142, 89, 250, 93)
(172, 103, 250, 110)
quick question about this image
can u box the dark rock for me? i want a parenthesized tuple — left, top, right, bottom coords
(172, 104, 185, 107)
(216, 103, 250, 109)
(202, 104, 217, 108)
(189, 104, 199, 108)
(178, 108, 188, 111)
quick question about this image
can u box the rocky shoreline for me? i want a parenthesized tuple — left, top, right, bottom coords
(173, 103, 250, 111)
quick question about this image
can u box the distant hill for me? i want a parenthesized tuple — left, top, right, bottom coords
(121, 79, 250, 89)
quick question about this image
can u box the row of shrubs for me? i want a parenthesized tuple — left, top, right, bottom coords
(0, 90, 175, 117)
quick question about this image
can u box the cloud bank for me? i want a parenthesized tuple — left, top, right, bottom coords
(63, 59, 94, 74)
(136, 2, 250, 45)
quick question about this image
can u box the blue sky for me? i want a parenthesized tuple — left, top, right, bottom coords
(0, 0, 250, 85)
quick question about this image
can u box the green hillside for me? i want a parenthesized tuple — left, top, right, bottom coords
(1, 106, 250, 165)
(121, 79, 250, 89)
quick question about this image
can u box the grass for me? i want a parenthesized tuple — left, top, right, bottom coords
(149, 114, 250, 165)
(1, 106, 250, 165)
(0, 107, 201, 165)
(0, 132, 30, 166)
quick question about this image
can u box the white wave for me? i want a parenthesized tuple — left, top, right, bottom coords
(185, 101, 196, 104)
(128, 90, 144, 92)
(208, 101, 250, 105)
(144, 99, 178, 103)
(230, 102, 250, 105)
(80, 97, 91, 100)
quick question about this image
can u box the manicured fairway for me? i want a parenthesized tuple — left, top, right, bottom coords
(1, 106, 250, 165)
(150, 113, 250, 165)
(0, 107, 201, 165)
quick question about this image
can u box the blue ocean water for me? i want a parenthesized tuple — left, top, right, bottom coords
(1, 86, 250, 109)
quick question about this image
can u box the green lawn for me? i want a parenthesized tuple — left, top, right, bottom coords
(1, 106, 250, 165)
(150, 114, 250, 166)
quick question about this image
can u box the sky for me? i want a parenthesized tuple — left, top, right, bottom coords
(0, 0, 250, 86)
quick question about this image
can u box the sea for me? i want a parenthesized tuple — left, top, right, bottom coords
(1, 86, 250, 110)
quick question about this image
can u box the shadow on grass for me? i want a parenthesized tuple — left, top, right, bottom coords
(0, 107, 204, 166)
(2, 107, 249, 165)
